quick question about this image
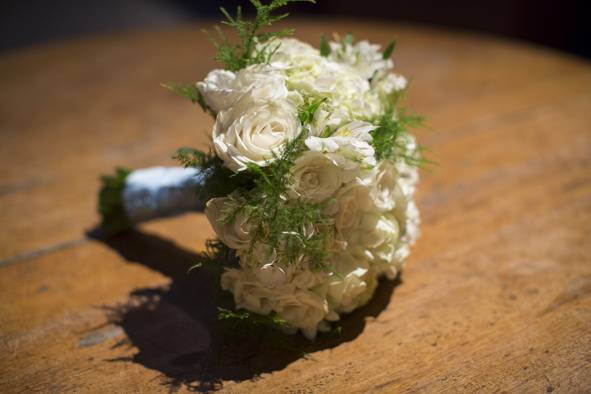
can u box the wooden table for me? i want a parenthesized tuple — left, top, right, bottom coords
(1, 19, 590, 393)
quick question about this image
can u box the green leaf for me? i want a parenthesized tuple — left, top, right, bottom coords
(319, 35, 331, 57)
(382, 39, 396, 59)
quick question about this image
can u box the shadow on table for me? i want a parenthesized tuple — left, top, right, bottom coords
(88, 229, 400, 392)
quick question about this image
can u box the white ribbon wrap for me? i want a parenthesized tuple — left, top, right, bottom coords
(122, 166, 204, 223)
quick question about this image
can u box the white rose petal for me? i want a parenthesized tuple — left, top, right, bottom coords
(327, 252, 378, 313)
(220, 269, 276, 315)
(196, 69, 238, 113)
(343, 211, 400, 264)
(213, 95, 301, 171)
(333, 180, 373, 231)
(255, 263, 291, 288)
(291, 151, 344, 202)
(205, 197, 251, 250)
(276, 290, 328, 340)
(370, 162, 404, 212)
(197, 64, 288, 113)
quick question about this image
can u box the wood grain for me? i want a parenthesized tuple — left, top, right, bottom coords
(1, 19, 590, 393)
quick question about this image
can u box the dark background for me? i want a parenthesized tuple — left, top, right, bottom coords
(1, 0, 590, 58)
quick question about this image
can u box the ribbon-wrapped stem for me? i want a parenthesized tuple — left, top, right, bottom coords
(98, 166, 203, 235)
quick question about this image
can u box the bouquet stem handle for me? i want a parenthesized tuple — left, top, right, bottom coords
(98, 166, 204, 235)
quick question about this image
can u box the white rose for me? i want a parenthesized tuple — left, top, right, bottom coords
(220, 269, 277, 315)
(254, 263, 291, 288)
(213, 95, 301, 171)
(290, 151, 345, 203)
(196, 69, 237, 113)
(400, 199, 420, 246)
(388, 163, 420, 246)
(276, 289, 328, 340)
(372, 206, 416, 279)
(236, 242, 279, 270)
(292, 269, 326, 289)
(370, 162, 406, 212)
(197, 64, 288, 113)
(395, 135, 420, 197)
(329, 39, 393, 80)
(327, 252, 378, 313)
(397, 161, 419, 197)
(333, 180, 374, 231)
(344, 211, 400, 265)
(205, 197, 251, 250)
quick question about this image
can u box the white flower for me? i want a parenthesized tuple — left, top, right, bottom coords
(395, 136, 420, 197)
(374, 73, 407, 96)
(333, 180, 374, 231)
(276, 289, 328, 340)
(370, 162, 404, 212)
(305, 121, 377, 171)
(329, 39, 393, 80)
(292, 270, 326, 289)
(344, 211, 401, 265)
(372, 212, 414, 279)
(308, 106, 349, 137)
(267, 38, 383, 118)
(196, 69, 237, 113)
(220, 269, 277, 315)
(205, 197, 251, 250)
(197, 64, 288, 113)
(327, 252, 378, 313)
(265, 38, 321, 70)
(290, 151, 345, 202)
(346, 91, 383, 119)
(400, 199, 421, 246)
(237, 242, 278, 268)
(254, 263, 291, 288)
(213, 95, 301, 171)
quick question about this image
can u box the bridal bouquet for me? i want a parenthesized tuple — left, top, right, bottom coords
(99, 0, 425, 340)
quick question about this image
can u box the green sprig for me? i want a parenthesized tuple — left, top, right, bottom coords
(208, 0, 316, 71)
(218, 307, 288, 328)
(370, 108, 429, 167)
(173, 147, 253, 202)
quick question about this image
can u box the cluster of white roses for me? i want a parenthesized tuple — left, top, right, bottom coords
(198, 37, 419, 340)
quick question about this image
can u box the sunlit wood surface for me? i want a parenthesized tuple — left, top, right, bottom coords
(1, 19, 591, 393)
